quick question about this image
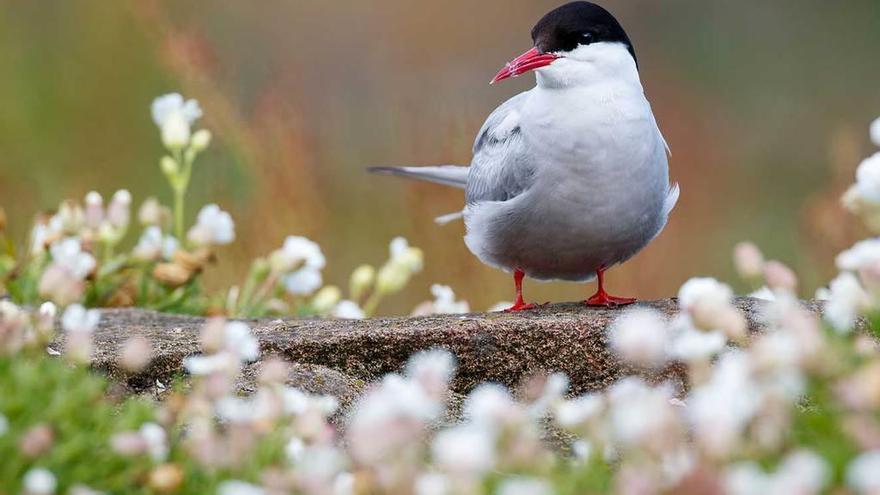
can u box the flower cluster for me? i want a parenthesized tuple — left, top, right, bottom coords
(225, 235, 425, 318)
(7, 105, 880, 495)
(0, 93, 427, 318)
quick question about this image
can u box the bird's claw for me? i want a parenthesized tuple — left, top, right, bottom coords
(584, 293, 637, 308)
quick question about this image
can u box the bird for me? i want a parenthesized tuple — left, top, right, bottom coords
(370, 1, 679, 312)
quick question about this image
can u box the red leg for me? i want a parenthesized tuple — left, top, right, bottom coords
(505, 269, 538, 312)
(585, 267, 636, 308)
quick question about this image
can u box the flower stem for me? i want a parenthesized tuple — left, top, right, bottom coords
(362, 291, 383, 317)
(173, 187, 185, 241)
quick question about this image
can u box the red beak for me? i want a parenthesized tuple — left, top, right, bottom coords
(490, 47, 560, 84)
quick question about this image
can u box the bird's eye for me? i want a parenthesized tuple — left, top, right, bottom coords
(581, 32, 594, 44)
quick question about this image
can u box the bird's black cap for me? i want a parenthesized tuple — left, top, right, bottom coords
(531, 2, 636, 65)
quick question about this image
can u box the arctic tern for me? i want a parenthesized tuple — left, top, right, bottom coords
(371, 1, 679, 311)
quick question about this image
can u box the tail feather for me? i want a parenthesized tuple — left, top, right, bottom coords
(368, 165, 469, 189)
(663, 183, 681, 218)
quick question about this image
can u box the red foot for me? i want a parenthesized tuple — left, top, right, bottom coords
(584, 292, 637, 308)
(584, 267, 637, 308)
(503, 268, 541, 312)
(504, 301, 538, 312)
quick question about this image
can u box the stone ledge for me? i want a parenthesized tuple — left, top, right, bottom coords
(55, 297, 818, 399)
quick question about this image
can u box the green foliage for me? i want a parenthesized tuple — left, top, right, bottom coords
(0, 353, 154, 493)
(0, 351, 292, 494)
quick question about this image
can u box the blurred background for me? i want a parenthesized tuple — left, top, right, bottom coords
(2, 0, 880, 314)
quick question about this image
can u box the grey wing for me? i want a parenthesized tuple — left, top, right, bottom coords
(466, 91, 537, 205)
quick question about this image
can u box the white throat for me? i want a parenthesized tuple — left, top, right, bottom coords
(535, 42, 641, 90)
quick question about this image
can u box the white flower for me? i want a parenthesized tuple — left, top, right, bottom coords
(724, 462, 769, 495)
(191, 129, 212, 151)
(428, 284, 470, 314)
(414, 473, 449, 495)
(669, 318, 727, 361)
(332, 300, 365, 319)
(271, 236, 325, 273)
(749, 287, 776, 300)
(107, 189, 132, 229)
(497, 477, 554, 495)
(824, 272, 871, 333)
(187, 204, 235, 246)
(23, 468, 57, 495)
(50, 238, 95, 279)
(688, 352, 761, 457)
(183, 353, 237, 376)
(431, 424, 495, 474)
(607, 378, 678, 450)
(464, 384, 518, 426)
(31, 223, 51, 255)
(389, 237, 423, 272)
(140, 422, 168, 462)
(62, 304, 100, 334)
(333, 472, 354, 495)
(284, 268, 323, 296)
(609, 308, 669, 367)
(407, 349, 456, 396)
(678, 277, 738, 332)
(530, 372, 569, 417)
(554, 394, 604, 428)
(848, 450, 880, 494)
(285, 437, 306, 463)
(84, 191, 104, 228)
(216, 480, 265, 495)
(769, 450, 829, 495)
(733, 242, 765, 279)
(872, 117, 880, 147)
(0, 414, 8, 436)
(854, 153, 880, 204)
(133, 227, 178, 261)
(224, 321, 260, 362)
(151, 93, 202, 149)
(347, 373, 443, 463)
(837, 238, 880, 271)
(679, 277, 733, 311)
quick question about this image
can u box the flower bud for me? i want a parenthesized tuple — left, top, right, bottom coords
(110, 431, 147, 456)
(22, 468, 56, 495)
(138, 197, 165, 226)
(191, 129, 212, 152)
(259, 358, 289, 386)
(160, 112, 191, 150)
(871, 116, 880, 147)
(120, 336, 153, 373)
(733, 242, 764, 279)
(57, 201, 85, 234)
(84, 191, 104, 229)
(107, 189, 132, 229)
(349, 264, 376, 301)
(312, 285, 342, 313)
(97, 222, 116, 243)
(764, 260, 798, 292)
(160, 156, 179, 178)
(199, 318, 227, 354)
(20, 424, 54, 458)
(376, 263, 410, 295)
(398, 247, 424, 272)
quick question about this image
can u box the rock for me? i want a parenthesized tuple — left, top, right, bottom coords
(56, 297, 821, 401)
